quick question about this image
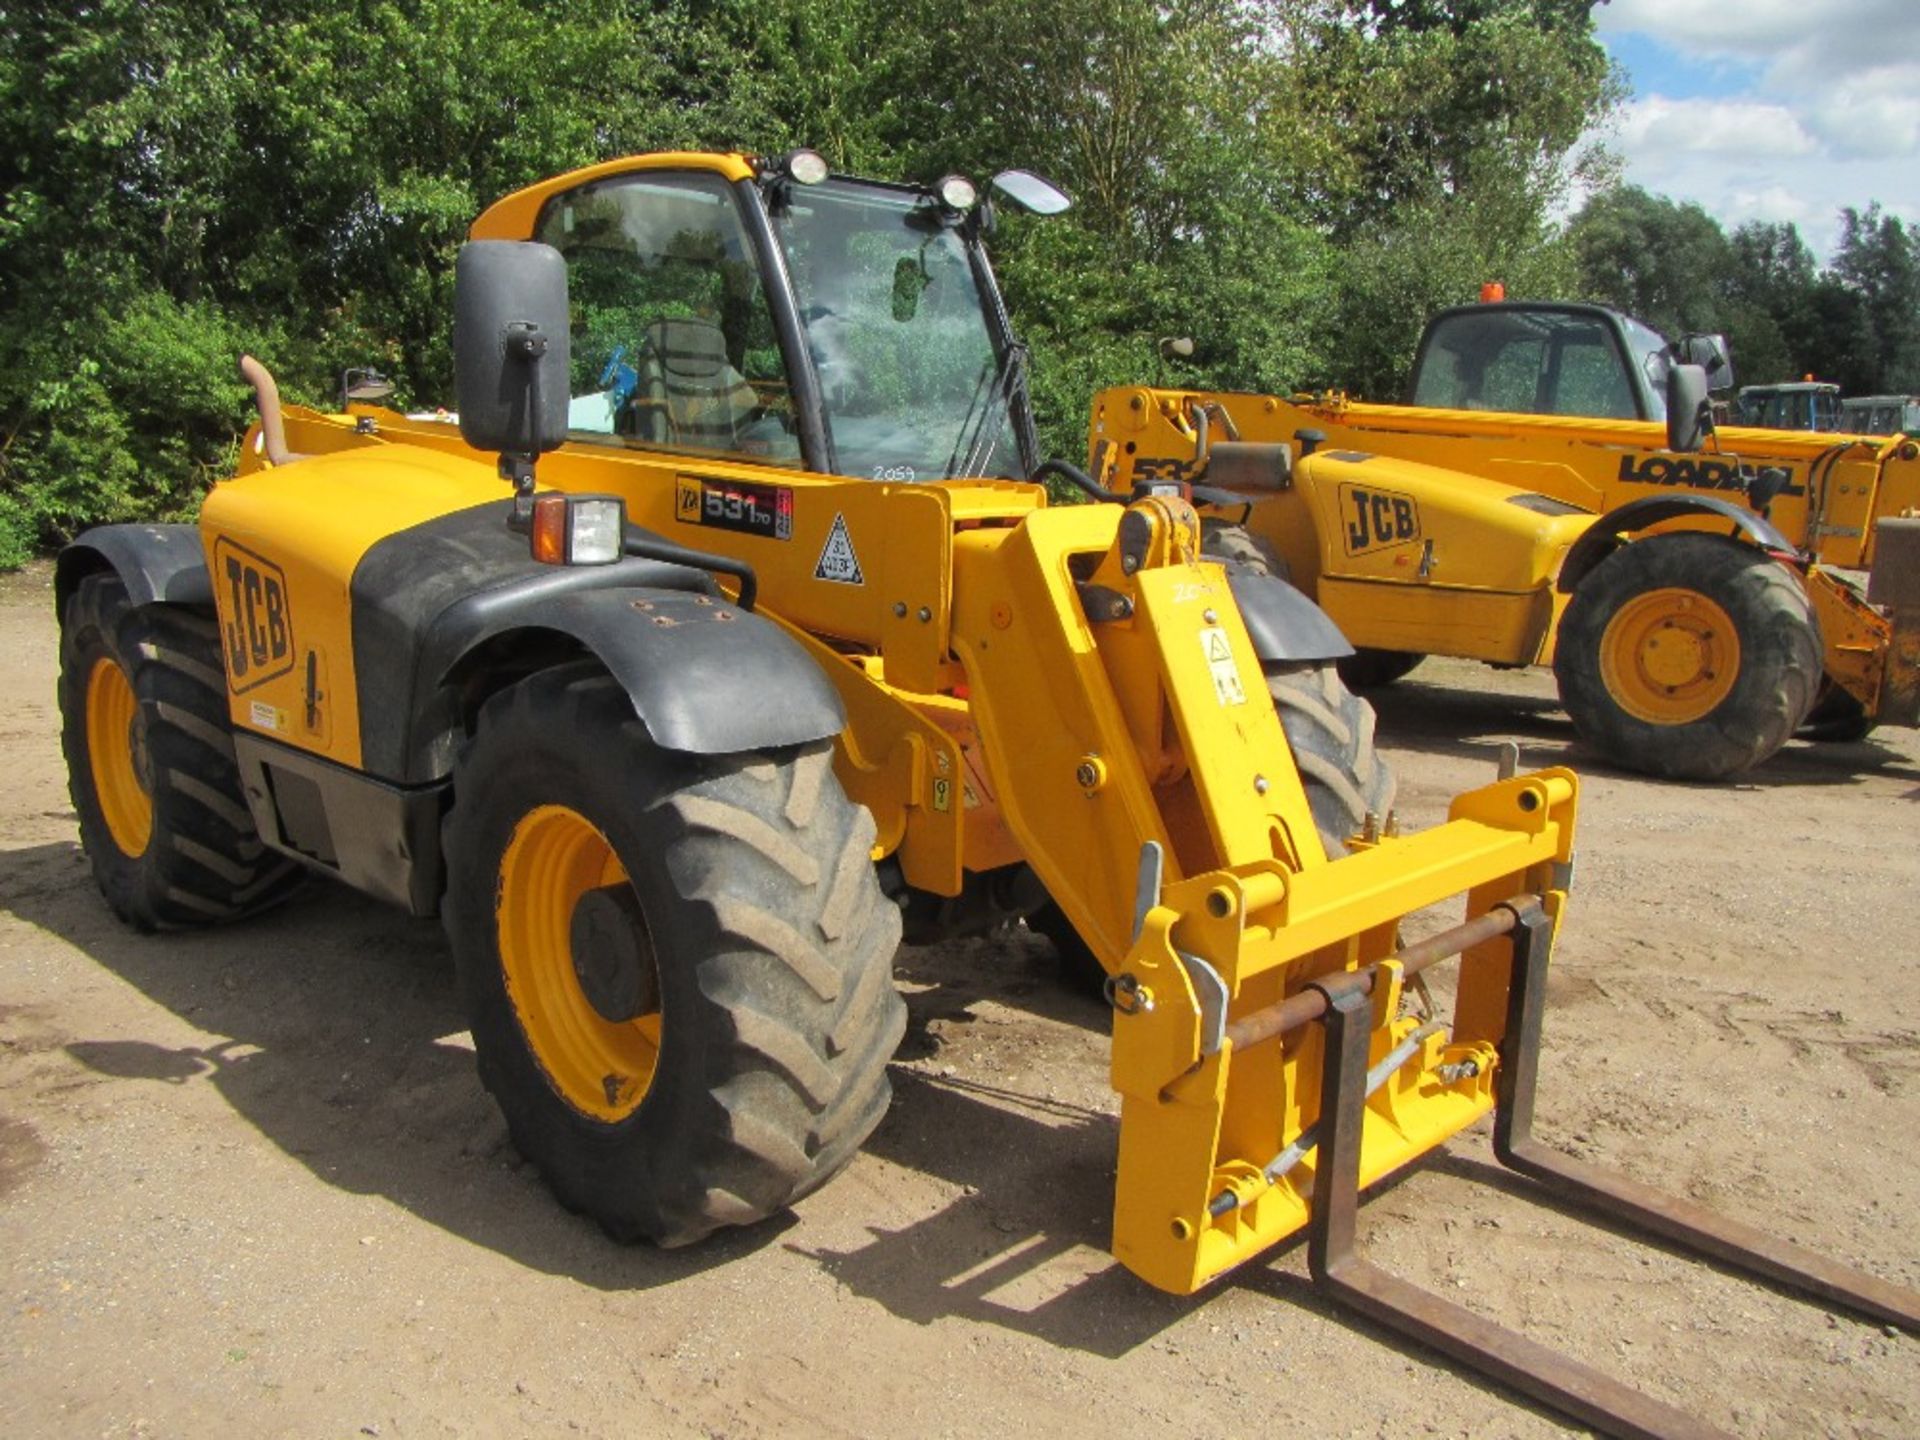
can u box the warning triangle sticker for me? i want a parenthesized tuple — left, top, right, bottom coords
(814, 512, 865, 585)
(1207, 630, 1233, 662)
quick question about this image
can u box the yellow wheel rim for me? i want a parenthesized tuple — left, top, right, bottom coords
(1598, 587, 1741, 725)
(85, 656, 152, 859)
(496, 805, 661, 1122)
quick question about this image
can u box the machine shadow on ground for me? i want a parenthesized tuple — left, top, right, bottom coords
(1366, 673, 1918, 792)
(2, 836, 1189, 1308)
(0, 838, 793, 1289)
(6, 831, 1565, 1393)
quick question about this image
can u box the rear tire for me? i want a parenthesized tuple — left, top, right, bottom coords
(1553, 533, 1820, 780)
(58, 571, 302, 929)
(441, 663, 905, 1246)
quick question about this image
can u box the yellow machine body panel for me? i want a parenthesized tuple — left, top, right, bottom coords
(202, 442, 510, 768)
(1094, 385, 1920, 571)
(1095, 394, 1591, 668)
(265, 406, 1040, 897)
(468, 151, 758, 241)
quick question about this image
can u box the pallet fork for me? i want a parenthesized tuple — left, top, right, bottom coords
(1283, 897, 1920, 1440)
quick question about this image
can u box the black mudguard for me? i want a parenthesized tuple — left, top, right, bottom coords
(353, 503, 845, 783)
(56, 524, 213, 615)
(1224, 566, 1355, 664)
(1558, 494, 1797, 593)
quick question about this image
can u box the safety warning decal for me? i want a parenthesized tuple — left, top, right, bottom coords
(814, 512, 865, 585)
(1200, 626, 1247, 706)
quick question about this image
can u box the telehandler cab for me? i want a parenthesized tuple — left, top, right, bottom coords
(57, 152, 1916, 1437)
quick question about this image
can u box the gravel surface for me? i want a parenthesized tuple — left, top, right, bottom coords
(3, 560, 1915, 1438)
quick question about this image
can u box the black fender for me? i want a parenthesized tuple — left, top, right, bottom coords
(1223, 566, 1355, 663)
(351, 503, 844, 783)
(1557, 495, 1797, 594)
(56, 524, 213, 616)
(418, 576, 845, 775)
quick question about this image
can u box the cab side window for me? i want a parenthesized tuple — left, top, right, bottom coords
(534, 173, 800, 464)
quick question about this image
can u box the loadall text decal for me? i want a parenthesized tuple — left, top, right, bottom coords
(213, 537, 295, 693)
(675, 474, 795, 540)
(1339, 483, 1422, 555)
(1616, 453, 1804, 497)
(1133, 456, 1196, 485)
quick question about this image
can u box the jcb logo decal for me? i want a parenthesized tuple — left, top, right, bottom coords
(214, 538, 295, 693)
(1340, 484, 1421, 555)
(1617, 453, 1804, 497)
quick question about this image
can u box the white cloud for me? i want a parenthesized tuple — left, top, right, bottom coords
(1613, 96, 1817, 157)
(1803, 85, 1920, 160)
(1598, 0, 1920, 75)
(1590, 2, 1920, 261)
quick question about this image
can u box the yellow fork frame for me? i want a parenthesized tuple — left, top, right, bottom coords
(950, 492, 1577, 1295)
(1108, 769, 1573, 1293)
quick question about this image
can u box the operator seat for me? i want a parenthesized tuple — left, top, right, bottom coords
(637, 319, 758, 450)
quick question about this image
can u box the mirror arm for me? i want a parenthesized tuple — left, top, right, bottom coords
(499, 322, 551, 518)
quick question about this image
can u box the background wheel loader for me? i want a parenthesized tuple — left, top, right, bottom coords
(56, 152, 1916, 1436)
(1090, 297, 1920, 780)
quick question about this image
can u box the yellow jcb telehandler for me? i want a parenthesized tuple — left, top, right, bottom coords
(56, 151, 1916, 1437)
(1091, 298, 1920, 780)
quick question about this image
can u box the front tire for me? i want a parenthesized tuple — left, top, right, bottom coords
(1553, 533, 1821, 780)
(442, 664, 905, 1247)
(58, 571, 302, 929)
(1266, 660, 1397, 852)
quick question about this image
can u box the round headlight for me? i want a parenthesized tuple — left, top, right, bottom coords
(936, 174, 979, 211)
(786, 149, 830, 185)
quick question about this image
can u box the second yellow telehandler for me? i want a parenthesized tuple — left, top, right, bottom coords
(1091, 301, 1920, 780)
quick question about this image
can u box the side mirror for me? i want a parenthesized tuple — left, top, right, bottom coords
(453, 241, 571, 464)
(1666, 363, 1713, 453)
(1678, 333, 1735, 391)
(342, 368, 395, 406)
(989, 169, 1072, 216)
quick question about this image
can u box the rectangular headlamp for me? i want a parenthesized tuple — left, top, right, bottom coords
(530, 493, 625, 566)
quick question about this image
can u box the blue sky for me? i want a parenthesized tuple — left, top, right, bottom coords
(1590, 0, 1920, 262)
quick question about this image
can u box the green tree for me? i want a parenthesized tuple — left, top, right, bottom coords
(1722, 221, 1819, 384)
(1568, 186, 1733, 338)
(1830, 203, 1920, 392)
(0, 0, 1627, 559)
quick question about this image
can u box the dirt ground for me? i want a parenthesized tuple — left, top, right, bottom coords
(2, 557, 1915, 1440)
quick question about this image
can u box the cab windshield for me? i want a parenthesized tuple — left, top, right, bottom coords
(772, 180, 1020, 481)
(1410, 308, 1644, 420)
